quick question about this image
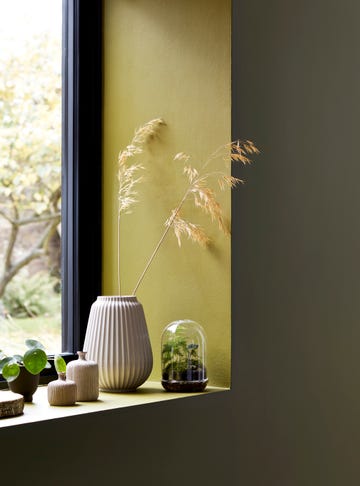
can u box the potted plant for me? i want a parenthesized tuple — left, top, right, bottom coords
(0, 339, 51, 402)
(161, 319, 208, 392)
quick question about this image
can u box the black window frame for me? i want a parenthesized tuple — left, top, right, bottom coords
(61, 0, 102, 359)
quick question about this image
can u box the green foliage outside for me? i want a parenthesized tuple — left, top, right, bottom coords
(0, 310, 61, 356)
(0, 24, 62, 354)
(2, 271, 58, 318)
(0, 34, 61, 298)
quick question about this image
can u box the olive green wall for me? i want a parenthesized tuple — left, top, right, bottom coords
(102, 0, 231, 386)
(2, 1, 360, 485)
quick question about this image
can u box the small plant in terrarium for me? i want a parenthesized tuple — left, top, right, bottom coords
(161, 320, 208, 392)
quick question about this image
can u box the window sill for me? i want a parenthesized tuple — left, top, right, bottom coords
(0, 381, 229, 429)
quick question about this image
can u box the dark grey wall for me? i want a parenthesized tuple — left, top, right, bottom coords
(232, 0, 360, 484)
(1, 1, 360, 485)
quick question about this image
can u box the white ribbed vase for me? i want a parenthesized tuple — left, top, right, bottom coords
(83, 296, 153, 392)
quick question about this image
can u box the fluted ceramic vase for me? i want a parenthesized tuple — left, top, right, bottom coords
(83, 296, 153, 392)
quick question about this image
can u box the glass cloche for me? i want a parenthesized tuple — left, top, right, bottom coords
(161, 319, 208, 392)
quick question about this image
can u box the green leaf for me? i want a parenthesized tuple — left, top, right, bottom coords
(25, 339, 45, 351)
(2, 362, 20, 382)
(54, 355, 66, 374)
(0, 356, 15, 373)
(23, 348, 47, 375)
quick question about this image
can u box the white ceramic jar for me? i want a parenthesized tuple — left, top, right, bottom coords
(66, 351, 99, 401)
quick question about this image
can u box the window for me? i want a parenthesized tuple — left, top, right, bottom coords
(0, 0, 102, 371)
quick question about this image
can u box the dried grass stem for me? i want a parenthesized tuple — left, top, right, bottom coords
(132, 190, 189, 295)
(116, 118, 165, 294)
(116, 119, 258, 295)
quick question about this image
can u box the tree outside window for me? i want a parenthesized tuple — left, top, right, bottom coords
(0, 0, 62, 354)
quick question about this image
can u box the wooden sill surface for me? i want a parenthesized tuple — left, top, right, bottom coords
(0, 381, 229, 429)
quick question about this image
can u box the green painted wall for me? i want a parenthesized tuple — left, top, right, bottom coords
(102, 0, 231, 387)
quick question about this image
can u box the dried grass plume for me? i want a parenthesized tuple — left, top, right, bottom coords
(117, 118, 165, 214)
(131, 137, 259, 294)
(114, 118, 259, 294)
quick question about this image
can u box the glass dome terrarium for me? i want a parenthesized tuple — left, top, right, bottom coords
(161, 319, 208, 392)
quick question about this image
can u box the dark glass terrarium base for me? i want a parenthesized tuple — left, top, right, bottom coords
(161, 379, 208, 393)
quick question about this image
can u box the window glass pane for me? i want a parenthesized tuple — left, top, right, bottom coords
(0, 0, 62, 355)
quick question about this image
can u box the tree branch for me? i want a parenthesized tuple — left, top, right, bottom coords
(14, 212, 61, 226)
(50, 186, 61, 212)
(3, 197, 19, 274)
(0, 213, 61, 299)
(0, 248, 45, 298)
(4, 221, 18, 274)
(0, 209, 15, 224)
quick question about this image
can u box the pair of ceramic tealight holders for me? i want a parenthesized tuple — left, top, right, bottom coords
(47, 351, 99, 406)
